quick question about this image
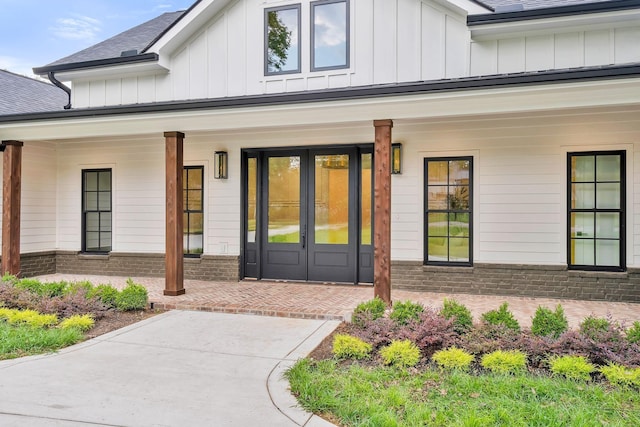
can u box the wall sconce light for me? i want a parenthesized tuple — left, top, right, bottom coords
(214, 151, 228, 179)
(392, 143, 402, 175)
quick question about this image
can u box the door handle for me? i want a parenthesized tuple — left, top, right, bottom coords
(302, 226, 306, 249)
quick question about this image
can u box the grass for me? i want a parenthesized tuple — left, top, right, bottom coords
(286, 359, 640, 427)
(0, 322, 84, 360)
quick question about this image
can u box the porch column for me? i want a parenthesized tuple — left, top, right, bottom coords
(1, 140, 23, 277)
(164, 132, 185, 296)
(373, 120, 393, 305)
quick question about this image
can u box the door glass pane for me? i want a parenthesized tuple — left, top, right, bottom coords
(571, 213, 594, 238)
(571, 156, 594, 182)
(596, 213, 619, 239)
(266, 7, 300, 73)
(571, 183, 595, 209)
(268, 156, 300, 243)
(247, 158, 257, 243)
(596, 183, 620, 209)
(361, 153, 372, 245)
(315, 154, 349, 244)
(312, 0, 347, 69)
(596, 155, 620, 181)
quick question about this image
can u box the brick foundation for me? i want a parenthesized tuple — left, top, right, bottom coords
(392, 261, 640, 303)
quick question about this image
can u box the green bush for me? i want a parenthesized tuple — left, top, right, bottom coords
(115, 279, 148, 311)
(88, 284, 120, 308)
(332, 334, 372, 360)
(380, 340, 421, 368)
(626, 321, 640, 344)
(390, 300, 424, 325)
(600, 363, 640, 388)
(432, 347, 474, 371)
(549, 355, 595, 381)
(15, 279, 67, 297)
(481, 302, 520, 332)
(65, 281, 93, 296)
(440, 298, 473, 334)
(481, 350, 527, 374)
(0, 308, 58, 328)
(59, 314, 95, 332)
(579, 315, 611, 339)
(352, 297, 387, 326)
(531, 305, 568, 338)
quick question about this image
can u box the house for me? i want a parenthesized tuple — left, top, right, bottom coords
(0, 0, 639, 302)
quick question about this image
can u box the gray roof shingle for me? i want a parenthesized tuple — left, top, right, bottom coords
(43, 11, 185, 69)
(0, 70, 67, 115)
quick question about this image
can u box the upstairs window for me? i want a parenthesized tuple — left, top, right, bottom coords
(265, 5, 301, 75)
(568, 151, 625, 271)
(311, 0, 349, 71)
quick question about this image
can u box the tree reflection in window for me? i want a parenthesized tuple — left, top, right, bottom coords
(266, 6, 299, 74)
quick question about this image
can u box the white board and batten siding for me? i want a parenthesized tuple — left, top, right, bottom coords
(70, 0, 472, 108)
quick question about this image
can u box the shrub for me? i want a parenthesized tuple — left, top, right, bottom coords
(432, 347, 474, 371)
(352, 297, 387, 326)
(115, 279, 148, 311)
(579, 315, 611, 340)
(549, 355, 595, 381)
(65, 281, 94, 296)
(332, 334, 372, 360)
(440, 298, 473, 334)
(626, 321, 640, 345)
(600, 363, 640, 388)
(379, 340, 421, 368)
(37, 291, 108, 320)
(481, 350, 527, 374)
(396, 307, 458, 358)
(481, 303, 520, 332)
(88, 284, 119, 308)
(59, 314, 95, 332)
(15, 279, 68, 297)
(390, 300, 424, 325)
(0, 308, 58, 328)
(531, 305, 568, 339)
(0, 281, 40, 310)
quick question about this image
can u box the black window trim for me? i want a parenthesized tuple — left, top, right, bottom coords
(310, 0, 350, 72)
(81, 168, 112, 254)
(424, 156, 474, 267)
(567, 150, 626, 272)
(184, 165, 205, 258)
(264, 3, 302, 76)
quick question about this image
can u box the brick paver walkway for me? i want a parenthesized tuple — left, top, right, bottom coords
(35, 274, 640, 329)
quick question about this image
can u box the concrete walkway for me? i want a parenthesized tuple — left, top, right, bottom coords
(36, 274, 640, 328)
(0, 310, 339, 427)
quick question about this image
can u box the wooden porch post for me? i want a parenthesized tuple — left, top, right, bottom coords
(373, 120, 393, 305)
(1, 141, 23, 277)
(164, 132, 185, 296)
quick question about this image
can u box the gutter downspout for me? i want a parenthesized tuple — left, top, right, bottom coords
(47, 72, 72, 110)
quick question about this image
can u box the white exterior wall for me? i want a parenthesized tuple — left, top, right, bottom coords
(48, 108, 640, 269)
(70, 0, 471, 108)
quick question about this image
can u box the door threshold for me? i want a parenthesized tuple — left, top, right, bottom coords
(241, 278, 373, 287)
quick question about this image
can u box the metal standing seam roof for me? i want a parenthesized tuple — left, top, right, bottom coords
(0, 70, 68, 114)
(480, 0, 616, 10)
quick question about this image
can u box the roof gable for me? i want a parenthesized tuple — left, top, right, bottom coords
(0, 70, 67, 114)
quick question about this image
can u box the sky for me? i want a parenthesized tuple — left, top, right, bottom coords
(0, 0, 196, 78)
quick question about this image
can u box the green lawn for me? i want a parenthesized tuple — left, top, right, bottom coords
(287, 359, 640, 427)
(0, 322, 83, 360)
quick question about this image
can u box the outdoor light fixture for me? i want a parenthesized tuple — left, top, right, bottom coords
(214, 151, 228, 179)
(392, 143, 402, 174)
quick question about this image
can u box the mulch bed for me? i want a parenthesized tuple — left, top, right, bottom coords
(85, 309, 166, 339)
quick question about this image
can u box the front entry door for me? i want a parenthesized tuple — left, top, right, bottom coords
(245, 147, 372, 283)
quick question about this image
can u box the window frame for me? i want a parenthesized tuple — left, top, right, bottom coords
(567, 151, 626, 272)
(264, 4, 302, 76)
(81, 168, 112, 254)
(423, 156, 473, 267)
(184, 165, 205, 257)
(310, 0, 350, 72)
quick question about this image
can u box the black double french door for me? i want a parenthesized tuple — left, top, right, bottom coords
(242, 146, 373, 284)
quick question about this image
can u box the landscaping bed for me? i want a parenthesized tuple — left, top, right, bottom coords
(290, 298, 640, 426)
(0, 275, 161, 360)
